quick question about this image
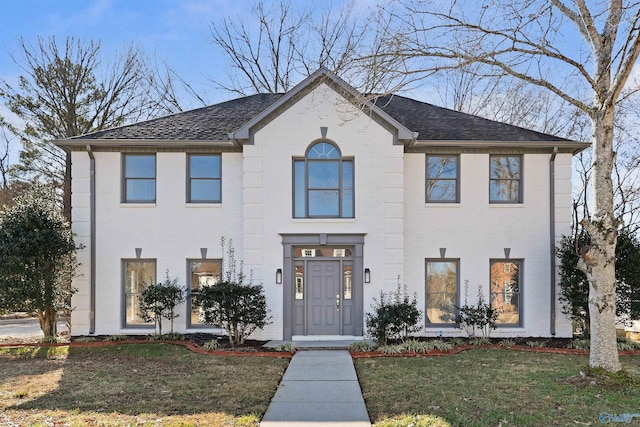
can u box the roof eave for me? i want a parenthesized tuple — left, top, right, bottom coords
(55, 139, 236, 149)
(413, 139, 591, 154)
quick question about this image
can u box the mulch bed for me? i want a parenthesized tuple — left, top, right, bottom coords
(2, 334, 638, 359)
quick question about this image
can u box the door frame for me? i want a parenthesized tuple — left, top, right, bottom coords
(281, 233, 365, 340)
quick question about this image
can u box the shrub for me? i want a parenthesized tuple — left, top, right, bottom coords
(401, 339, 432, 353)
(456, 281, 498, 338)
(206, 340, 222, 350)
(274, 343, 296, 353)
(557, 229, 640, 336)
(139, 272, 185, 335)
(148, 332, 184, 341)
(197, 281, 271, 345)
(499, 338, 516, 347)
(568, 338, 590, 349)
(378, 344, 405, 354)
(469, 336, 491, 346)
(365, 282, 423, 345)
(104, 334, 127, 342)
(195, 238, 272, 345)
(74, 336, 96, 343)
(429, 339, 453, 352)
(349, 341, 377, 352)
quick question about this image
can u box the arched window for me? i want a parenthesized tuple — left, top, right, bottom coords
(293, 141, 354, 218)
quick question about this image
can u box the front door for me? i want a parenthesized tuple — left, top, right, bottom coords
(307, 261, 341, 335)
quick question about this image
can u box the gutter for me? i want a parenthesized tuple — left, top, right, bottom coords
(549, 147, 558, 336)
(86, 144, 96, 334)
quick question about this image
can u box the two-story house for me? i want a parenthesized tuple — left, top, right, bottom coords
(57, 68, 589, 340)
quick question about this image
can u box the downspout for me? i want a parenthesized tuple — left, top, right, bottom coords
(549, 147, 558, 336)
(86, 145, 96, 334)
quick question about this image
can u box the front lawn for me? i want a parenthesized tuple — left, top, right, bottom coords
(355, 348, 640, 427)
(0, 343, 289, 426)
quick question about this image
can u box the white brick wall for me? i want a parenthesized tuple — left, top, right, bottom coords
(70, 82, 574, 339)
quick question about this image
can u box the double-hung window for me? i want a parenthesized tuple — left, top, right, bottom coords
(490, 260, 522, 325)
(123, 154, 156, 203)
(187, 259, 222, 326)
(490, 155, 522, 203)
(187, 154, 221, 203)
(426, 154, 459, 202)
(123, 259, 156, 327)
(293, 141, 354, 218)
(426, 260, 459, 325)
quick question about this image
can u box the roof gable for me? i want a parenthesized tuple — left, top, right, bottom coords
(230, 67, 416, 144)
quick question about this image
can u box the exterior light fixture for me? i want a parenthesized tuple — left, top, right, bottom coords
(364, 268, 371, 283)
(276, 268, 283, 284)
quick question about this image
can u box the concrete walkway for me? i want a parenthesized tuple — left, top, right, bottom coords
(261, 350, 371, 427)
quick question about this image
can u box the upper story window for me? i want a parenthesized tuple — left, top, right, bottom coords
(293, 141, 354, 218)
(490, 155, 522, 203)
(188, 154, 221, 203)
(426, 154, 459, 203)
(123, 154, 156, 203)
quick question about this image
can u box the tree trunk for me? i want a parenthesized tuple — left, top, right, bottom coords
(578, 106, 621, 372)
(37, 307, 58, 340)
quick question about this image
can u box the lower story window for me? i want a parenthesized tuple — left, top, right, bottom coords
(188, 259, 222, 326)
(124, 259, 156, 326)
(490, 260, 521, 325)
(426, 259, 458, 325)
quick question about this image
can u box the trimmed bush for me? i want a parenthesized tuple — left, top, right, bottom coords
(365, 283, 423, 345)
(197, 281, 271, 345)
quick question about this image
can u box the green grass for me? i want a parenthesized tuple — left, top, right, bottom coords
(355, 349, 640, 427)
(0, 343, 288, 426)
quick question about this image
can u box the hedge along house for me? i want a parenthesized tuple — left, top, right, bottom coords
(57, 68, 589, 341)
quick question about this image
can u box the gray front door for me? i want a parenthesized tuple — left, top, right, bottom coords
(307, 261, 341, 335)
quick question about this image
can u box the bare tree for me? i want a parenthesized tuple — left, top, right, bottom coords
(209, 0, 370, 95)
(0, 118, 13, 190)
(0, 36, 189, 219)
(366, 0, 640, 372)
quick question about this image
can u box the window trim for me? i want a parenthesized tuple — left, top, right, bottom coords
(489, 154, 523, 204)
(122, 153, 157, 203)
(426, 154, 460, 203)
(425, 258, 460, 327)
(292, 140, 355, 219)
(186, 258, 222, 328)
(489, 258, 523, 327)
(122, 258, 157, 329)
(186, 154, 222, 204)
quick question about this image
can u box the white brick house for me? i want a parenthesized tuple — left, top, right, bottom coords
(57, 68, 589, 340)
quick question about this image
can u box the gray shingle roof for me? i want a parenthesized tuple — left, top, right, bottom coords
(76, 93, 284, 141)
(373, 95, 569, 142)
(71, 92, 568, 143)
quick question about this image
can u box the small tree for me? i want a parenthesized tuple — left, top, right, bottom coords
(365, 280, 422, 345)
(196, 238, 271, 345)
(139, 272, 185, 335)
(0, 185, 78, 339)
(456, 282, 499, 338)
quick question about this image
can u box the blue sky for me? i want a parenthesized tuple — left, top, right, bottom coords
(0, 0, 269, 108)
